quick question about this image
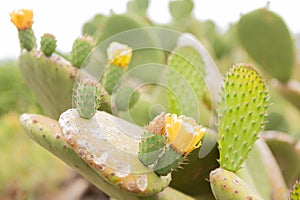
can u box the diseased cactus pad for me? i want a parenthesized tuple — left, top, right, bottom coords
(58, 109, 171, 195)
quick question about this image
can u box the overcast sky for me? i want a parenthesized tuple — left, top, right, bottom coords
(1, 0, 299, 60)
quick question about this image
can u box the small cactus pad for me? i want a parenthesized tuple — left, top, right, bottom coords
(167, 46, 206, 120)
(138, 132, 167, 166)
(40, 33, 57, 56)
(102, 64, 125, 95)
(74, 82, 102, 119)
(114, 85, 140, 111)
(154, 147, 184, 176)
(237, 8, 294, 82)
(169, 0, 194, 20)
(210, 168, 263, 200)
(218, 64, 269, 172)
(290, 180, 300, 200)
(71, 36, 95, 68)
(18, 28, 36, 51)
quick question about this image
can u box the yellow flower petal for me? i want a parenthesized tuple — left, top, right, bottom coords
(165, 113, 206, 155)
(107, 42, 133, 69)
(10, 9, 33, 30)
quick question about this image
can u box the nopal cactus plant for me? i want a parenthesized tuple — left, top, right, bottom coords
(11, 5, 300, 200)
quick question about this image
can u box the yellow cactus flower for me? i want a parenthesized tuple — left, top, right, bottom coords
(107, 42, 133, 69)
(10, 9, 33, 30)
(165, 113, 206, 155)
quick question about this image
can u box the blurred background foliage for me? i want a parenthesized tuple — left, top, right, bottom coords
(1, 0, 300, 199)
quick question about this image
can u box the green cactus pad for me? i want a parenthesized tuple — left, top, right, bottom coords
(138, 132, 167, 166)
(217, 64, 269, 172)
(290, 180, 300, 200)
(18, 28, 36, 51)
(74, 82, 102, 119)
(71, 36, 95, 68)
(18, 51, 77, 119)
(210, 168, 263, 200)
(114, 85, 140, 111)
(40, 33, 57, 56)
(127, 0, 149, 16)
(102, 64, 125, 95)
(167, 46, 206, 120)
(59, 109, 171, 195)
(169, 0, 194, 20)
(154, 147, 184, 176)
(20, 113, 194, 200)
(237, 8, 294, 82)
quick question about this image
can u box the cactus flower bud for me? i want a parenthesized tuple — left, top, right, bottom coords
(107, 42, 133, 69)
(10, 9, 33, 30)
(165, 113, 206, 155)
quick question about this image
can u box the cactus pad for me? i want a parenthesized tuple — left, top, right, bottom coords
(138, 132, 167, 166)
(169, 0, 194, 20)
(102, 64, 125, 95)
(40, 33, 57, 56)
(73, 82, 102, 119)
(167, 46, 206, 120)
(237, 8, 294, 82)
(217, 64, 269, 172)
(210, 168, 263, 200)
(114, 85, 140, 111)
(71, 36, 95, 68)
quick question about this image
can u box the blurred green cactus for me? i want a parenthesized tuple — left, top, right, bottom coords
(71, 36, 95, 68)
(237, 8, 295, 82)
(40, 33, 57, 56)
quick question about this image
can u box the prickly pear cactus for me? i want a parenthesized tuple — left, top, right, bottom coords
(73, 82, 102, 119)
(167, 46, 206, 121)
(40, 33, 57, 56)
(237, 8, 295, 82)
(114, 85, 140, 111)
(210, 168, 263, 199)
(169, 0, 194, 20)
(102, 65, 125, 95)
(217, 64, 269, 172)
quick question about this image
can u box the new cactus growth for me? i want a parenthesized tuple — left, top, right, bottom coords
(217, 64, 269, 172)
(40, 33, 57, 56)
(210, 168, 263, 200)
(73, 81, 102, 119)
(138, 113, 206, 176)
(10, 9, 36, 51)
(71, 36, 95, 68)
(237, 8, 295, 82)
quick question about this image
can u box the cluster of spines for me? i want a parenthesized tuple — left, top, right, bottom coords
(74, 81, 102, 119)
(71, 36, 95, 68)
(290, 180, 300, 200)
(40, 33, 57, 56)
(217, 64, 269, 172)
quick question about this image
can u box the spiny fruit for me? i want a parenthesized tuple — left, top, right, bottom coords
(217, 64, 269, 172)
(40, 33, 57, 56)
(237, 8, 294, 82)
(71, 36, 95, 68)
(210, 168, 263, 200)
(73, 81, 102, 119)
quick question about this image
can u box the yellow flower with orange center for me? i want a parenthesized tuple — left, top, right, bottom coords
(165, 113, 206, 155)
(107, 42, 133, 69)
(10, 9, 33, 30)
